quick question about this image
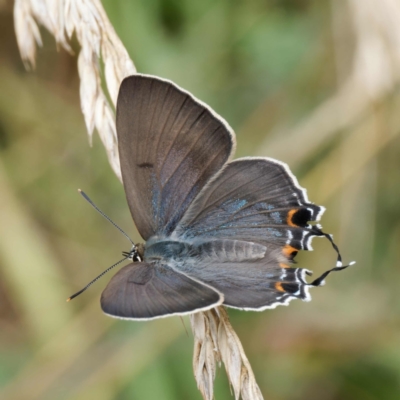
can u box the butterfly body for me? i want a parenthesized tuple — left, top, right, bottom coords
(98, 74, 349, 321)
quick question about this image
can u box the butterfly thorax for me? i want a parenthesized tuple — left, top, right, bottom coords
(144, 240, 194, 262)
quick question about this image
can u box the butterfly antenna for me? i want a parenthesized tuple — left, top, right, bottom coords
(78, 189, 135, 247)
(67, 256, 128, 301)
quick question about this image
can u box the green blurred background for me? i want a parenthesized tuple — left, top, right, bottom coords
(1, 0, 399, 399)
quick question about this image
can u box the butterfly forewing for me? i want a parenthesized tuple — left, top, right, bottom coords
(116, 75, 235, 240)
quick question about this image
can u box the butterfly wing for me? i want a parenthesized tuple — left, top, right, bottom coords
(100, 261, 223, 320)
(172, 239, 312, 310)
(175, 157, 324, 252)
(171, 157, 326, 309)
(116, 75, 234, 240)
(145, 238, 313, 310)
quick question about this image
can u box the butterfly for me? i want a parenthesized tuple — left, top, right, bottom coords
(74, 75, 352, 320)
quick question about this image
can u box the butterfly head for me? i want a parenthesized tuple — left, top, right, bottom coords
(122, 242, 145, 262)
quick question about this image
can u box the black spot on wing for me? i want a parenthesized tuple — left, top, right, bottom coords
(281, 282, 300, 294)
(137, 162, 154, 169)
(290, 208, 312, 227)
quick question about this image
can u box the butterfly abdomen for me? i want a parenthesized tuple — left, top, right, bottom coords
(145, 238, 268, 264)
(194, 239, 266, 262)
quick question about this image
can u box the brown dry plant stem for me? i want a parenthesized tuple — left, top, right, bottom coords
(13, 0, 262, 399)
(192, 308, 263, 400)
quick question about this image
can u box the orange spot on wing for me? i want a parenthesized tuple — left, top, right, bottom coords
(282, 244, 298, 258)
(287, 209, 298, 227)
(279, 263, 290, 269)
(275, 282, 285, 292)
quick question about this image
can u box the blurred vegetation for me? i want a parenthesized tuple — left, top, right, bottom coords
(1, 0, 400, 399)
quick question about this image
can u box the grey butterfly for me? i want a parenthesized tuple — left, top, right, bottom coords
(97, 75, 350, 320)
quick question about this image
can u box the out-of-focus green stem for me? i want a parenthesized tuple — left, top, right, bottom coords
(0, 159, 74, 343)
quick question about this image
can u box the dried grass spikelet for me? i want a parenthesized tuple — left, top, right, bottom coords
(191, 308, 263, 400)
(14, 0, 136, 179)
(14, 1, 263, 399)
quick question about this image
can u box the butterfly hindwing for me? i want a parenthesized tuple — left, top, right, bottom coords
(116, 75, 235, 240)
(161, 157, 327, 309)
(145, 238, 312, 310)
(100, 261, 223, 320)
(175, 157, 324, 252)
(191, 253, 311, 310)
